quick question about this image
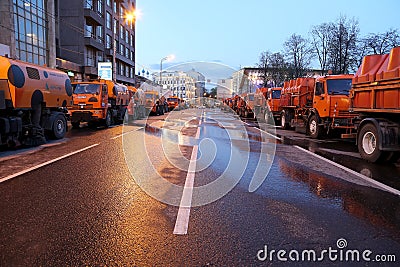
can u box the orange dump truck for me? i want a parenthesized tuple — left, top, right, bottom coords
(265, 87, 282, 123)
(69, 79, 130, 128)
(350, 46, 400, 162)
(279, 75, 355, 138)
(0, 56, 72, 146)
(167, 96, 180, 111)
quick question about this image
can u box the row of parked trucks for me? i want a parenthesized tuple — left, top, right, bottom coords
(0, 55, 185, 148)
(0, 47, 399, 162)
(223, 46, 400, 163)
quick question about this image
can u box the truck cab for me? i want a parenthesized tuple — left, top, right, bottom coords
(309, 75, 355, 138)
(70, 79, 129, 128)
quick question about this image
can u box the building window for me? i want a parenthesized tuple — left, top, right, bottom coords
(106, 34, 112, 49)
(120, 6, 124, 17)
(125, 47, 129, 58)
(120, 25, 124, 40)
(106, 0, 111, 6)
(130, 50, 134, 61)
(84, 0, 93, 9)
(96, 26, 103, 43)
(13, 0, 48, 65)
(125, 29, 129, 43)
(113, 0, 117, 13)
(113, 19, 118, 35)
(120, 44, 124, 56)
(97, 51, 104, 62)
(97, 0, 103, 15)
(106, 12, 111, 29)
(130, 34, 134, 46)
(86, 47, 95, 66)
(84, 23, 93, 38)
(120, 63, 124, 76)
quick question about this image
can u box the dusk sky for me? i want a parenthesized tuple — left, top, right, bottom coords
(135, 0, 399, 75)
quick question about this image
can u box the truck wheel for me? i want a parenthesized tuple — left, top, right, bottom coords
(51, 114, 67, 139)
(358, 123, 384, 162)
(105, 111, 113, 128)
(71, 122, 80, 129)
(281, 110, 290, 129)
(308, 115, 322, 139)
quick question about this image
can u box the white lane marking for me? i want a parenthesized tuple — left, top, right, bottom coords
(294, 145, 400, 196)
(241, 120, 282, 141)
(258, 128, 282, 141)
(0, 144, 100, 183)
(173, 117, 201, 235)
(110, 127, 143, 140)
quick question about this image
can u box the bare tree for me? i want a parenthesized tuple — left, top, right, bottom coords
(355, 28, 400, 68)
(327, 16, 360, 74)
(268, 52, 287, 86)
(257, 51, 271, 87)
(310, 22, 334, 75)
(284, 33, 313, 78)
(363, 28, 400, 54)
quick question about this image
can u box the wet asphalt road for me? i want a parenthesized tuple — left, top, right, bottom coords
(0, 108, 399, 266)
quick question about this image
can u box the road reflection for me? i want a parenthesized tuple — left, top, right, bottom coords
(278, 158, 400, 238)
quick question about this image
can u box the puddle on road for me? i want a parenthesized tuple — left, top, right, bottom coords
(279, 135, 400, 190)
(248, 157, 400, 240)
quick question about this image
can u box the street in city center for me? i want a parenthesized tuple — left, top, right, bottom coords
(0, 108, 399, 266)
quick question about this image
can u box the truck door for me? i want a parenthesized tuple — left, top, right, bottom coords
(313, 81, 329, 118)
(102, 84, 108, 108)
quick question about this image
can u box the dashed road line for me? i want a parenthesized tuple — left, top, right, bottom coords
(0, 144, 100, 184)
(173, 115, 202, 235)
(294, 145, 400, 196)
(110, 127, 143, 140)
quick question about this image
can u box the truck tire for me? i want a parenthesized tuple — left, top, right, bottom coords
(358, 123, 384, 163)
(51, 114, 67, 139)
(105, 111, 113, 128)
(281, 110, 290, 129)
(308, 115, 323, 139)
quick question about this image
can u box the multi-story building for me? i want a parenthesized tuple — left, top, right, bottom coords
(185, 69, 206, 98)
(154, 71, 197, 100)
(217, 78, 233, 99)
(57, 0, 136, 84)
(0, 0, 136, 85)
(0, 0, 57, 67)
(232, 68, 264, 95)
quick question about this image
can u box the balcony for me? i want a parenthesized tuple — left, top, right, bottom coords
(83, 9, 103, 25)
(84, 36, 104, 51)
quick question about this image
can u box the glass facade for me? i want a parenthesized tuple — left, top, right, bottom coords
(13, 0, 47, 65)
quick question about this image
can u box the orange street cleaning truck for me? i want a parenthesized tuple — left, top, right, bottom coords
(0, 56, 72, 147)
(265, 87, 282, 123)
(350, 46, 400, 162)
(279, 75, 355, 138)
(69, 79, 130, 128)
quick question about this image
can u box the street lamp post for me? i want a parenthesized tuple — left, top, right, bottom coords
(160, 56, 168, 86)
(159, 54, 175, 87)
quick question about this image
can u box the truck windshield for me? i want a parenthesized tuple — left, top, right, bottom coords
(73, 84, 100, 94)
(327, 79, 352, 95)
(272, 90, 281, 99)
(167, 98, 178, 102)
(145, 93, 155, 99)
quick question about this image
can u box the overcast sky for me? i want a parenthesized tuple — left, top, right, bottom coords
(135, 0, 399, 75)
